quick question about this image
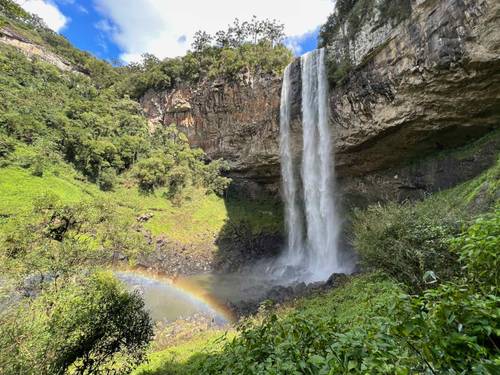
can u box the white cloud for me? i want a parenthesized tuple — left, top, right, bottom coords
(94, 0, 334, 63)
(15, 0, 68, 32)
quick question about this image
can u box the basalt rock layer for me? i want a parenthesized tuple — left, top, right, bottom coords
(141, 76, 282, 196)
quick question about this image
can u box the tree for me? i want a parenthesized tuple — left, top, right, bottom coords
(140, 53, 161, 71)
(165, 165, 191, 205)
(262, 18, 286, 46)
(247, 15, 265, 44)
(214, 30, 231, 48)
(132, 156, 172, 192)
(192, 30, 213, 52)
(230, 18, 249, 46)
(203, 159, 232, 196)
(0, 272, 154, 375)
(98, 167, 116, 191)
(0, 134, 15, 157)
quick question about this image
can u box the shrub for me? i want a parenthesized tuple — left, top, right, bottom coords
(326, 54, 353, 86)
(0, 271, 154, 374)
(0, 194, 151, 278)
(195, 275, 418, 374)
(451, 210, 499, 288)
(395, 211, 500, 373)
(0, 0, 30, 21)
(98, 167, 117, 191)
(203, 159, 232, 196)
(0, 112, 45, 144)
(352, 200, 463, 290)
(30, 159, 44, 177)
(0, 134, 15, 157)
(192, 213, 499, 375)
(165, 165, 191, 205)
(396, 284, 500, 374)
(132, 156, 170, 192)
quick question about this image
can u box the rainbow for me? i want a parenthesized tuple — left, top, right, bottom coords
(114, 266, 236, 323)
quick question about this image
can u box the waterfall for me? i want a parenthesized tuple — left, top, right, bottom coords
(279, 48, 343, 282)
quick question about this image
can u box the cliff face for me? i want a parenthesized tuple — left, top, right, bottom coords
(141, 0, 500, 203)
(327, 0, 496, 163)
(323, 0, 500, 204)
(141, 76, 282, 195)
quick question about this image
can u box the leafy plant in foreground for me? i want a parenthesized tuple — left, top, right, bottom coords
(0, 271, 154, 375)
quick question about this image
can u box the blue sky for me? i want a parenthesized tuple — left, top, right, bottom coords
(16, 0, 332, 64)
(53, 0, 122, 61)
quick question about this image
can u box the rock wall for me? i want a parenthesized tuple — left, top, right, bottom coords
(327, 0, 499, 174)
(325, 0, 500, 203)
(141, 76, 282, 196)
(141, 0, 500, 204)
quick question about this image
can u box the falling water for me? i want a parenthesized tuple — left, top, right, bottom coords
(279, 64, 305, 267)
(279, 48, 343, 282)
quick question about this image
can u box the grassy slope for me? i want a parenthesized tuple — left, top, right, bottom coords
(133, 331, 235, 375)
(0, 158, 282, 246)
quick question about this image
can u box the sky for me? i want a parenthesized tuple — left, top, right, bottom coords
(14, 0, 334, 64)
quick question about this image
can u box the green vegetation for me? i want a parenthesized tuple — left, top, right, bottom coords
(2, 0, 498, 373)
(133, 331, 233, 375)
(0, 3, 289, 373)
(0, 271, 154, 375)
(0, 0, 29, 23)
(118, 17, 293, 99)
(353, 198, 462, 291)
(0, 44, 228, 199)
(136, 209, 499, 374)
(353, 153, 500, 291)
(0, 190, 150, 280)
(0, 162, 281, 246)
(131, 153, 499, 374)
(0, 0, 118, 85)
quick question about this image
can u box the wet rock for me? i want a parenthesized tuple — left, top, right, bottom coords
(21, 273, 56, 298)
(325, 273, 350, 288)
(112, 251, 128, 262)
(228, 273, 351, 317)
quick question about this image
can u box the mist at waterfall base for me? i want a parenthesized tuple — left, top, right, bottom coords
(115, 271, 234, 324)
